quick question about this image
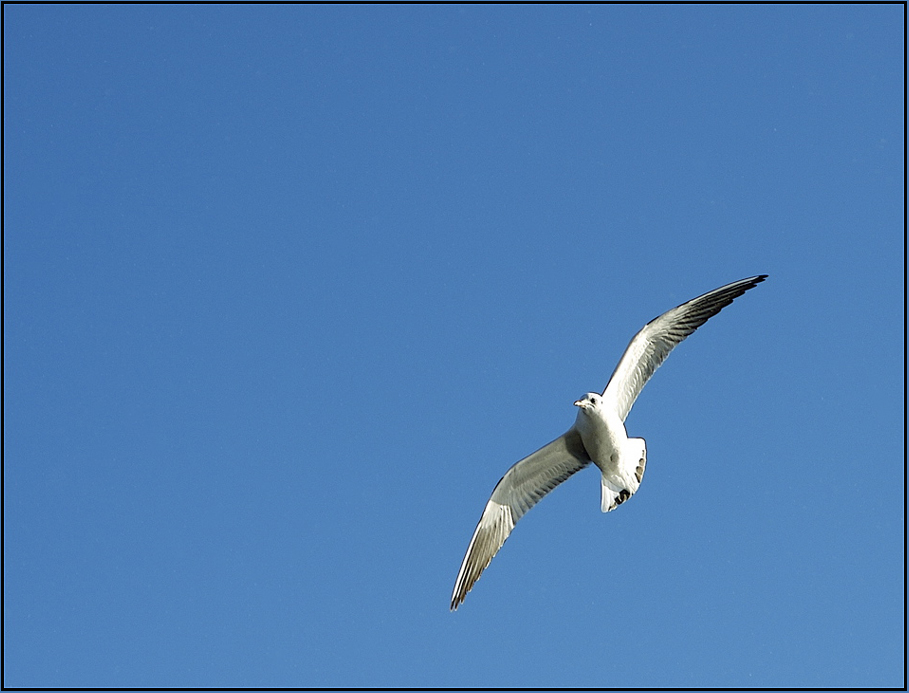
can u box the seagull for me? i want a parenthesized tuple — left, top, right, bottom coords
(450, 275, 768, 611)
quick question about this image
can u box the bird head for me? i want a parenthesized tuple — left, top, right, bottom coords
(573, 392, 602, 410)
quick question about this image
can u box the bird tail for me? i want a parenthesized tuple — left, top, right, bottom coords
(600, 437, 647, 512)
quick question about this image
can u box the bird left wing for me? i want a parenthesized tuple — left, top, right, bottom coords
(602, 275, 767, 422)
(450, 428, 590, 611)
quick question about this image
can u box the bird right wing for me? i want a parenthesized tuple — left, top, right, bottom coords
(450, 428, 590, 611)
(602, 275, 768, 422)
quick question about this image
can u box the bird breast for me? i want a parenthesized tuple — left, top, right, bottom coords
(574, 405, 626, 469)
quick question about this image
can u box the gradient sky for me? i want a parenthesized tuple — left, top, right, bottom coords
(4, 4, 904, 688)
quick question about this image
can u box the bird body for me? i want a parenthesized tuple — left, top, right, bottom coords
(450, 275, 768, 611)
(574, 393, 648, 512)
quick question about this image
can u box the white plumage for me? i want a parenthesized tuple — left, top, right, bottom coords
(450, 275, 768, 611)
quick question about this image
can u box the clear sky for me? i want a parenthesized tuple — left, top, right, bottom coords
(4, 4, 904, 689)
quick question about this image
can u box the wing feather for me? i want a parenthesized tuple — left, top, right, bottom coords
(450, 428, 590, 610)
(603, 275, 767, 422)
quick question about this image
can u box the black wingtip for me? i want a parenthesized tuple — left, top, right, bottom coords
(735, 274, 768, 286)
(738, 274, 768, 291)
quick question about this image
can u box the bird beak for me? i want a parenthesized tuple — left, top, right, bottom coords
(573, 399, 584, 408)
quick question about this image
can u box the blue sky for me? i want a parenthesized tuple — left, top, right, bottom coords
(4, 4, 904, 688)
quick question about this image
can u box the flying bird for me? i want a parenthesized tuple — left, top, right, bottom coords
(450, 275, 768, 611)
